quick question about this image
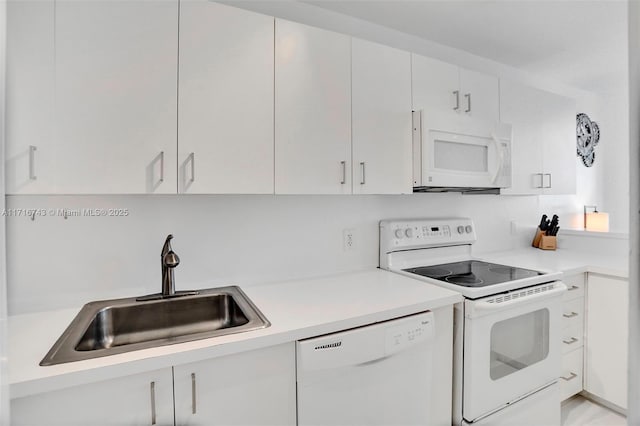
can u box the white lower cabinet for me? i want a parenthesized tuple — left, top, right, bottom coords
(11, 368, 175, 426)
(585, 273, 629, 410)
(173, 343, 296, 426)
(561, 348, 584, 401)
(557, 272, 630, 411)
(11, 344, 296, 426)
(559, 273, 585, 401)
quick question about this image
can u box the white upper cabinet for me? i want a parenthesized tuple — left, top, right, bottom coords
(412, 55, 459, 112)
(275, 20, 352, 194)
(6, 1, 55, 194)
(351, 38, 412, 194)
(178, 2, 274, 194)
(411, 54, 499, 122)
(459, 68, 500, 122)
(500, 79, 576, 195)
(55, 0, 178, 194)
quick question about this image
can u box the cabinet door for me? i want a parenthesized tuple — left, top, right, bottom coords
(585, 274, 628, 409)
(11, 368, 174, 426)
(275, 20, 351, 194)
(5, 0, 55, 194)
(174, 343, 296, 426)
(352, 38, 412, 194)
(53, 0, 178, 194)
(459, 68, 499, 122)
(411, 54, 460, 113)
(499, 79, 545, 195)
(540, 93, 577, 195)
(178, 2, 274, 194)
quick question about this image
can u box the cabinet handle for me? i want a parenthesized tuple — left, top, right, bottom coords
(545, 173, 552, 188)
(159, 151, 165, 183)
(464, 93, 471, 112)
(360, 162, 366, 185)
(340, 161, 346, 185)
(453, 91, 460, 111)
(563, 311, 578, 318)
(561, 372, 578, 381)
(29, 145, 37, 180)
(563, 337, 579, 345)
(191, 373, 197, 414)
(534, 173, 544, 188)
(568, 285, 580, 291)
(150, 381, 157, 425)
(189, 152, 195, 183)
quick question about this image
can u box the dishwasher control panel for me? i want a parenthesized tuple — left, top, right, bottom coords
(385, 312, 434, 355)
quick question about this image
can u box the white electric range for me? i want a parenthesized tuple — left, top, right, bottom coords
(380, 217, 566, 426)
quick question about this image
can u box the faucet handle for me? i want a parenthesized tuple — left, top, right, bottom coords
(163, 250, 180, 268)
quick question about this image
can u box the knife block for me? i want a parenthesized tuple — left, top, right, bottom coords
(531, 228, 544, 248)
(538, 235, 557, 251)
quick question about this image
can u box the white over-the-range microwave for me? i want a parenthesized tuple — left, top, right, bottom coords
(412, 109, 512, 193)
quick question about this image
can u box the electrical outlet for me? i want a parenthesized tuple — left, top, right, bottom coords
(510, 221, 517, 235)
(343, 228, 356, 252)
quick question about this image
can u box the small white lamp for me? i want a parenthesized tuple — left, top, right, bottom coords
(584, 205, 609, 232)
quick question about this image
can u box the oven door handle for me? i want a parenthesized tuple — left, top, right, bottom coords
(467, 283, 567, 316)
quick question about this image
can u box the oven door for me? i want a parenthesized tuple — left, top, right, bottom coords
(462, 282, 566, 422)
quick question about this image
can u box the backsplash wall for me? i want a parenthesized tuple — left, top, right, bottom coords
(7, 193, 542, 315)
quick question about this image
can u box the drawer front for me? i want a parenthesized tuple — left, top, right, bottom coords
(562, 321, 584, 354)
(563, 274, 585, 301)
(562, 297, 584, 329)
(560, 348, 583, 401)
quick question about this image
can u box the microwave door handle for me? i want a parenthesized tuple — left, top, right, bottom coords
(489, 133, 505, 184)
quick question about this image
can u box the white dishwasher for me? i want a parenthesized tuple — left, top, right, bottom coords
(296, 311, 435, 426)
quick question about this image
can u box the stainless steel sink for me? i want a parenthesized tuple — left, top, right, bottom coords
(41, 286, 270, 366)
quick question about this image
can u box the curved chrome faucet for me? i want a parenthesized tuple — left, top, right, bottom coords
(161, 234, 180, 297)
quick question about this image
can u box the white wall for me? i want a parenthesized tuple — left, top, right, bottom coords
(537, 88, 631, 232)
(1, 0, 9, 422)
(600, 89, 630, 232)
(626, 1, 639, 422)
(7, 193, 542, 315)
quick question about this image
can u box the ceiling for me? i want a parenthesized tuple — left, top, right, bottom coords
(306, 0, 628, 93)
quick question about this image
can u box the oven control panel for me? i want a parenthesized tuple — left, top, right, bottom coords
(380, 217, 476, 254)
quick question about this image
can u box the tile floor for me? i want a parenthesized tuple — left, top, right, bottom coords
(562, 396, 626, 426)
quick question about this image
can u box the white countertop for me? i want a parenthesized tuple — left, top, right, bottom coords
(479, 247, 628, 278)
(8, 269, 462, 399)
(10, 245, 628, 399)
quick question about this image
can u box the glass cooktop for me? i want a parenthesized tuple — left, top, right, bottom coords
(403, 260, 543, 288)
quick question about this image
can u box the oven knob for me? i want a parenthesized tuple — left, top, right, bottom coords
(457, 226, 464, 234)
(465, 225, 473, 233)
(405, 228, 414, 238)
(394, 229, 404, 239)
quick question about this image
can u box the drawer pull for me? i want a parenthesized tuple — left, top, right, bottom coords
(191, 372, 197, 414)
(29, 145, 37, 180)
(563, 337, 579, 345)
(568, 285, 580, 291)
(150, 381, 156, 425)
(563, 312, 579, 318)
(561, 372, 578, 381)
